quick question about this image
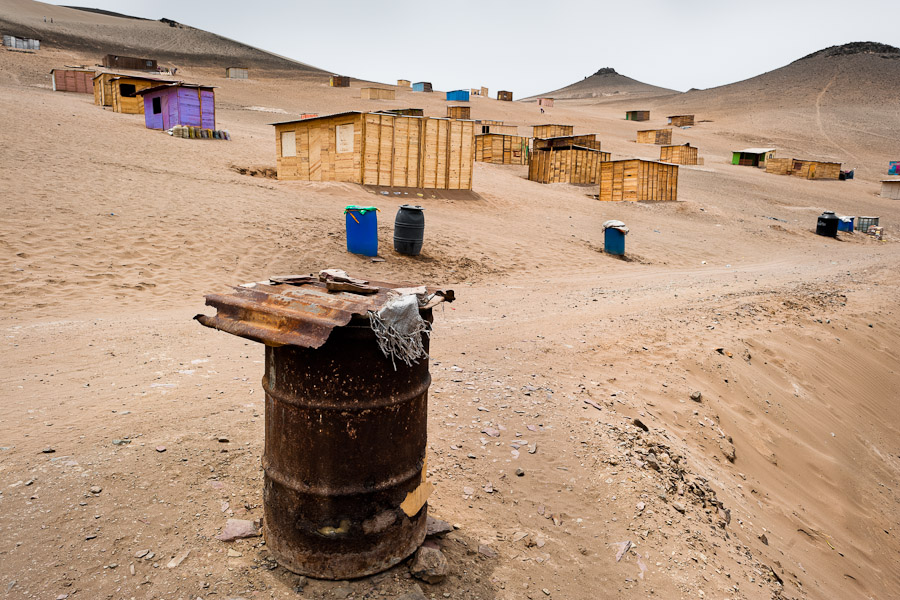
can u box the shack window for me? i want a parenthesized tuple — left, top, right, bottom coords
(281, 131, 296, 157)
(152, 97, 161, 114)
(336, 124, 354, 153)
(119, 83, 136, 97)
(146, 60, 153, 67)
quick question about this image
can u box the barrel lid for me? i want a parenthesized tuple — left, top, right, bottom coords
(195, 270, 454, 349)
(345, 205, 378, 214)
(822, 211, 836, 215)
(399, 204, 424, 211)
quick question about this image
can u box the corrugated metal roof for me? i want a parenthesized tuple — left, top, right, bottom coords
(195, 275, 454, 349)
(136, 83, 215, 95)
(269, 111, 363, 126)
(736, 148, 776, 154)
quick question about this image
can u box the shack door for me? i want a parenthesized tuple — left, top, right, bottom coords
(200, 90, 215, 129)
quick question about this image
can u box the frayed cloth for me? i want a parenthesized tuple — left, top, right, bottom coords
(368, 294, 431, 370)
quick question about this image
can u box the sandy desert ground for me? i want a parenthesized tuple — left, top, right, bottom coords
(1, 3, 900, 600)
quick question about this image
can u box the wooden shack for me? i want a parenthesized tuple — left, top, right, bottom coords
(533, 135, 602, 151)
(469, 86, 488, 97)
(537, 98, 554, 108)
(880, 180, 900, 200)
(732, 148, 775, 168)
(497, 90, 513, 101)
(361, 87, 395, 100)
(3, 35, 40, 50)
(412, 82, 433, 92)
(477, 122, 518, 135)
(137, 83, 215, 130)
(660, 143, 699, 165)
(529, 146, 606, 184)
(273, 111, 475, 190)
(93, 73, 171, 113)
(378, 108, 424, 116)
(475, 134, 529, 165)
(447, 106, 471, 120)
(625, 110, 649, 121)
(50, 69, 94, 93)
(766, 158, 841, 179)
(330, 75, 350, 87)
(397, 79, 411, 87)
(636, 129, 672, 145)
(533, 124, 573, 138)
(226, 67, 248, 79)
(102, 54, 157, 70)
(667, 115, 694, 127)
(598, 160, 678, 202)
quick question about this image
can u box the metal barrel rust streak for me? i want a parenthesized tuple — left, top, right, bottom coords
(262, 313, 432, 579)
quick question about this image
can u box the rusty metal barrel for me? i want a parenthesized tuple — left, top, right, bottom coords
(195, 275, 452, 580)
(263, 314, 430, 578)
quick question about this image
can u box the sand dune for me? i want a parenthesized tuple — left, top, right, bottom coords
(1, 3, 899, 598)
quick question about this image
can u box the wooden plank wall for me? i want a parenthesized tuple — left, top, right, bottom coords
(598, 160, 678, 201)
(481, 124, 518, 135)
(497, 91, 513, 101)
(636, 129, 673, 144)
(626, 111, 650, 121)
(475, 134, 529, 165)
(447, 106, 471, 120)
(532, 124, 574, 138)
(765, 158, 792, 175)
(111, 79, 159, 114)
(275, 114, 474, 189)
(361, 88, 395, 100)
(668, 115, 694, 127)
(533, 135, 601, 151)
(528, 147, 603, 184)
(330, 76, 350, 87)
(659, 145, 698, 165)
(397, 79, 411, 87)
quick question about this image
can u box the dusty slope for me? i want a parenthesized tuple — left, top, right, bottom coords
(1, 28, 900, 600)
(523, 67, 678, 101)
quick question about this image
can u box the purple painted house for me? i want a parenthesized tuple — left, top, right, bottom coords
(137, 83, 216, 130)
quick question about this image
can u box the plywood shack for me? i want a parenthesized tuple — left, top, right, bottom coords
(636, 129, 672, 144)
(412, 82, 433, 92)
(598, 160, 678, 202)
(537, 98, 554, 107)
(732, 148, 775, 168)
(138, 83, 215, 130)
(497, 90, 513, 101)
(660, 144, 698, 165)
(447, 106, 471, 120)
(533, 124, 573, 138)
(3, 35, 40, 50)
(475, 134, 529, 165)
(330, 75, 350, 87)
(102, 54, 157, 70)
(93, 72, 172, 113)
(226, 67, 248, 79)
(51, 69, 94, 93)
(273, 111, 475, 190)
(361, 87, 395, 100)
(880, 180, 900, 200)
(533, 135, 602, 151)
(397, 79, 410, 87)
(477, 122, 518, 135)
(378, 108, 424, 116)
(528, 146, 605, 184)
(667, 115, 694, 127)
(766, 158, 841, 179)
(625, 110, 649, 121)
(469, 86, 488, 97)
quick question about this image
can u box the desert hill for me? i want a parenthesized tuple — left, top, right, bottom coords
(523, 67, 678, 101)
(0, 0, 326, 73)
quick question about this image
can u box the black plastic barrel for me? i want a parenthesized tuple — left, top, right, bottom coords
(816, 211, 839, 237)
(394, 205, 425, 255)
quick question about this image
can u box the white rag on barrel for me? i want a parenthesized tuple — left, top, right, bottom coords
(368, 294, 431, 370)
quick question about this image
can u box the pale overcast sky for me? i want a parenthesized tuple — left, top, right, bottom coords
(48, 0, 896, 96)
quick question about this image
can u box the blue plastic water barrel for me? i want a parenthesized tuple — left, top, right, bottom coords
(604, 228, 625, 256)
(345, 206, 378, 256)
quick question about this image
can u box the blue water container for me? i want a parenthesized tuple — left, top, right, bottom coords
(837, 216, 854, 232)
(604, 228, 625, 255)
(345, 206, 378, 256)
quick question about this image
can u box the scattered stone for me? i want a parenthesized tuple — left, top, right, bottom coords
(89, 486, 102, 494)
(155, 446, 166, 453)
(144, 552, 155, 560)
(112, 439, 131, 446)
(85, 534, 97, 540)
(535, 537, 546, 548)
(408, 546, 449, 583)
(134, 549, 149, 558)
(462, 486, 474, 498)
(426, 516, 453, 537)
(396, 586, 428, 600)
(42, 447, 55, 454)
(482, 427, 500, 438)
(24, 479, 34, 486)
(632, 418, 649, 432)
(56, 595, 68, 600)
(333, 585, 353, 599)
(107, 563, 118, 569)
(512, 531, 528, 542)
(227, 548, 242, 558)
(673, 502, 686, 514)
(515, 468, 525, 477)
(613, 540, 632, 562)
(528, 443, 537, 454)
(759, 533, 768, 545)
(218, 437, 230, 443)
(543, 589, 551, 596)
(129, 564, 135, 576)
(719, 441, 736, 463)
(216, 519, 261, 541)
(636, 502, 645, 513)
(690, 391, 702, 402)
(166, 549, 190, 569)
(477, 544, 498, 558)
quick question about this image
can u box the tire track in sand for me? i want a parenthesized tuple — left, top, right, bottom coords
(815, 70, 858, 161)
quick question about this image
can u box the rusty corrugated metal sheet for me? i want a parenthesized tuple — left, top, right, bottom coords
(194, 276, 453, 349)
